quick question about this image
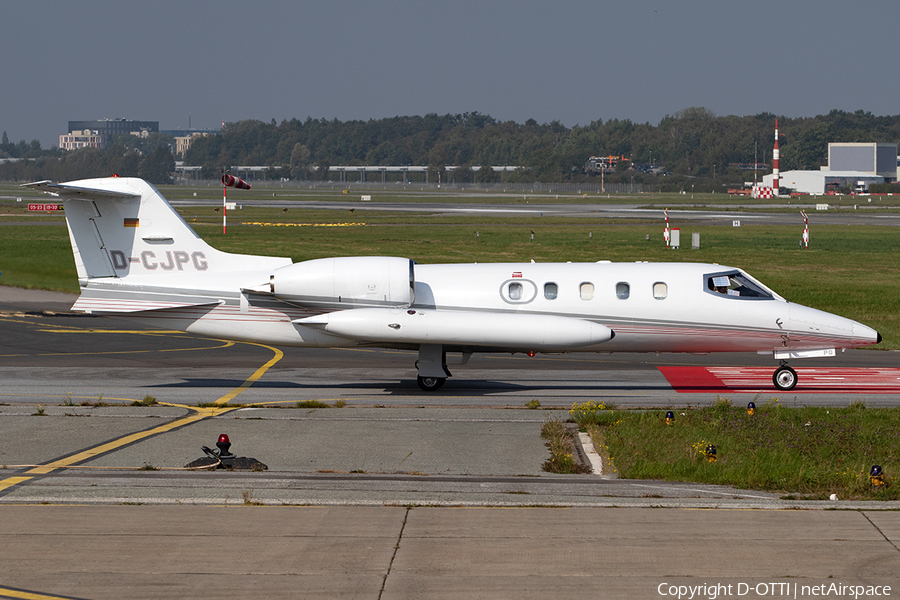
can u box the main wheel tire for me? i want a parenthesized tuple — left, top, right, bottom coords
(773, 365, 798, 391)
(417, 376, 446, 391)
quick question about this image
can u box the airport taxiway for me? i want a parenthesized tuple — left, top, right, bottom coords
(3, 289, 900, 599)
(2, 506, 898, 600)
(169, 195, 900, 226)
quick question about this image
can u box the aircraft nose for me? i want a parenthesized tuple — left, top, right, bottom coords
(853, 321, 881, 346)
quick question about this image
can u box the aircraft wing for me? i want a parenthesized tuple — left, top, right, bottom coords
(23, 180, 141, 201)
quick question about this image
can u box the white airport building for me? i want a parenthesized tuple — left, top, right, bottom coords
(758, 142, 896, 194)
(760, 170, 883, 194)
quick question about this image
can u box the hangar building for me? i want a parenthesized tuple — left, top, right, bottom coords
(757, 142, 896, 194)
(826, 142, 897, 180)
(761, 170, 883, 194)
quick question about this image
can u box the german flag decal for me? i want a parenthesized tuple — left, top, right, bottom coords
(124, 218, 139, 228)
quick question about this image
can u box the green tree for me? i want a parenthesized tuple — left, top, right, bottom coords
(782, 122, 832, 171)
(138, 146, 174, 184)
(476, 164, 499, 183)
(290, 143, 311, 178)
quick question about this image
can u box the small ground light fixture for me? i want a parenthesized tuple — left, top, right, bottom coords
(747, 401, 756, 416)
(706, 444, 717, 463)
(665, 411, 675, 425)
(870, 465, 885, 487)
(216, 434, 235, 459)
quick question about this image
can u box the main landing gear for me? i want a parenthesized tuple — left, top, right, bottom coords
(417, 375, 446, 392)
(772, 363, 798, 391)
(415, 343, 451, 392)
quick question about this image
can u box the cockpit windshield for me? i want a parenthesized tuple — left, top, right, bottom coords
(704, 270, 777, 300)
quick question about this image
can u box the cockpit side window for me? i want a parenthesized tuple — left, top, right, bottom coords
(704, 270, 774, 299)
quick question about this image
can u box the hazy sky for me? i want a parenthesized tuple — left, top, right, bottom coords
(3, 0, 898, 148)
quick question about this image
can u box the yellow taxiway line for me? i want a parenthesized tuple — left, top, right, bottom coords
(0, 341, 284, 493)
(0, 585, 84, 600)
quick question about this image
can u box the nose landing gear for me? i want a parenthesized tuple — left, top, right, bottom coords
(773, 363, 797, 391)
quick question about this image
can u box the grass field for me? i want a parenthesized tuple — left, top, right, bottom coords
(574, 400, 900, 500)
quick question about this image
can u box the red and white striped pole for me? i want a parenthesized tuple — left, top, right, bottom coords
(773, 119, 780, 197)
(801, 210, 809, 249)
(664, 208, 670, 249)
(223, 179, 227, 234)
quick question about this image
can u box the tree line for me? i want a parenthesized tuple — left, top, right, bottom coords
(2, 108, 899, 189)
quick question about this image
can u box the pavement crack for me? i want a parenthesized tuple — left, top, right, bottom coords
(861, 510, 900, 553)
(378, 506, 410, 600)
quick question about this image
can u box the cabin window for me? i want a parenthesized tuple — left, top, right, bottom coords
(653, 282, 668, 300)
(616, 282, 630, 299)
(705, 270, 775, 299)
(580, 282, 594, 300)
(500, 279, 537, 304)
(544, 282, 558, 300)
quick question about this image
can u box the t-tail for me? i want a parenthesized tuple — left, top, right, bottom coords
(24, 176, 290, 313)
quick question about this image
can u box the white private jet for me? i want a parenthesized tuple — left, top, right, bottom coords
(26, 177, 881, 391)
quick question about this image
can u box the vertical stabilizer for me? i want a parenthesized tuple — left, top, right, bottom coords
(25, 177, 290, 283)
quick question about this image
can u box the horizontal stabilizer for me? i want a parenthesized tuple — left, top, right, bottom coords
(23, 180, 141, 201)
(72, 283, 226, 314)
(73, 298, 224, 314)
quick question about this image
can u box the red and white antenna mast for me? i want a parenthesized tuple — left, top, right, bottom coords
(773, 119, 780, 197)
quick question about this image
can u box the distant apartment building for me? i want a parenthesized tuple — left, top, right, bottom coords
(60, 118, 159, 149)
(59, 129, 104, 150)
(170, 131, 214, 157)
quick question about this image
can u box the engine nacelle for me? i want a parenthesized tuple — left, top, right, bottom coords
(272, 256, 414, 309)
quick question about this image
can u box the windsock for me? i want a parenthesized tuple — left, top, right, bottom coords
(222, 174, 251, 190)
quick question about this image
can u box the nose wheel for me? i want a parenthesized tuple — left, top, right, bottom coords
(773, 364, 797, 391)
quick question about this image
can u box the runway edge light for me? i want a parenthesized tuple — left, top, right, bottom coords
(190, 434, 268, 471)
(216, 434, 235, 459)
